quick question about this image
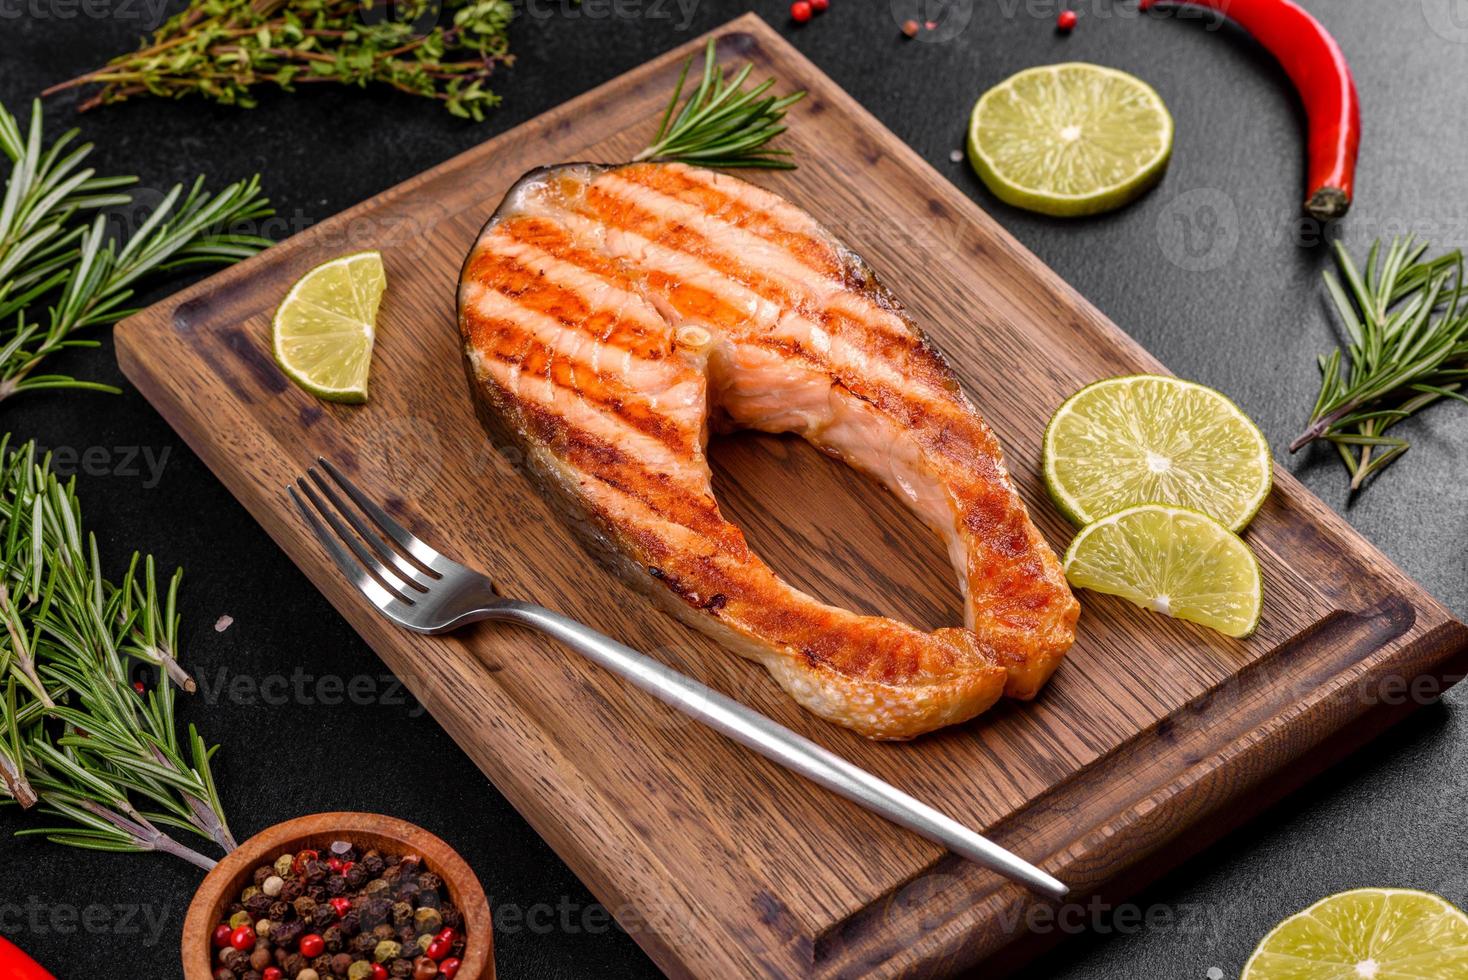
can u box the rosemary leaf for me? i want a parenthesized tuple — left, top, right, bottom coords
(0, 439, 229, 867)
(1292, 236, 1468, 490)
(0, 99, 273, 402)
(634, 38, 805, 170)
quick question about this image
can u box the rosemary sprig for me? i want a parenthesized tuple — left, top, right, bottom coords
(0, 438, 228, 869)
(1291, 237, 1468, 490)
(633, 38, 805, 169)
(0, 99, 273, 402)
(44, 0, 515, 122)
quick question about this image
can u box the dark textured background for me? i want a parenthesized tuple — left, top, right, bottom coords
(3, 1, 1466, 977)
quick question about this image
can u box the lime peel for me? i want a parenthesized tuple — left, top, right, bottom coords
(1242, 888, 1468, 980)
(1062, 503, 1262, 638)
(272, 250, 386, 404)
(1044, 374, 1272, 532)
(968, 62, 1173, 218)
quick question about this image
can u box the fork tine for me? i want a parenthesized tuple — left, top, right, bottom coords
(288, 486, 418, 619)
(307, 467, 439, 588)
(294, 477, 423, 599)
(317, 457, 446, 570)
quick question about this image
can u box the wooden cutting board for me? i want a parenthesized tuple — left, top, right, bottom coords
(115, 15, 1468, 978)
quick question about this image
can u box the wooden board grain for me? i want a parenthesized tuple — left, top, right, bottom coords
(115, 16, 1468, 978)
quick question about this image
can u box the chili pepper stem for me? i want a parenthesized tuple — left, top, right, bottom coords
(1306, 187, 1350, 222)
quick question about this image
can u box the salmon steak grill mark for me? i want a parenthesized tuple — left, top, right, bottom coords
(456, 161, 1080, 740)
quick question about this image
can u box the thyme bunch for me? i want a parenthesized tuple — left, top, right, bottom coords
(0, 438, 230, 870)
(44, 0, 515, 121)
(634, 38, 805, 169)
(1292, 237, 1468, 489)
(0, 99, 272, 402)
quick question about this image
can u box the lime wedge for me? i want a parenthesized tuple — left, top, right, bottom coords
(1243, 888, 1468, 980)
(1044, 375, 1272, 532)
(272, 250, 386, 403)
(1062, 503, 1261, 638)
(967, 63, 1173, 217)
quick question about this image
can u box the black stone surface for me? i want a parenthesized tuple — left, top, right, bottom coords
(2, 2, 1466, 977)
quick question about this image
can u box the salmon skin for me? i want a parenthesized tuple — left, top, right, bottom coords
(457, 161, 1079, 740)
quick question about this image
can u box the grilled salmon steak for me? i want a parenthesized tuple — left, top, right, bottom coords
(457, 161, 1079, 739)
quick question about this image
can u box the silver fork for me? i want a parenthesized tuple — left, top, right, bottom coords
(288, 457, 1068, 900)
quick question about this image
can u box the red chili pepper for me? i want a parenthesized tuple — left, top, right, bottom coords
(440, 959, 461, 980)
(229, 924, 256, 952)
(300, 933, 325, 958)
(1056, 9, 1077, 31)
(790, 1, 811, 22)
(371, 965, 389, 980)
(1141, 0, 1359, 220)
(330, 897, 352, 919)
(211, 923, 234, 949)
(0, 936, 57, 980)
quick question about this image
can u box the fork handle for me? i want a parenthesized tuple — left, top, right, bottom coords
(502, 601, 1068, 900)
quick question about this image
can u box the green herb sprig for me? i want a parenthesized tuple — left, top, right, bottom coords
(0, 438, 228, 870)
(43, 0, 515, 122)
(1291, 237, 1468, 490)
(633, 38, 805, 169)
(0, 99, 272, 402)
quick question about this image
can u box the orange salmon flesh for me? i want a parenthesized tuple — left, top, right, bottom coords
(457, 161, 1079, 739)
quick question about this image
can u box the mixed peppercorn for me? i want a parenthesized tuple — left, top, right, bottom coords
(210, 841, 467, 980)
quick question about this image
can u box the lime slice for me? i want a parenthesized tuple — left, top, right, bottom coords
(1062, 503, 1261, 638)
(1044, 375, 1272, 532)
(967, 63, 1173, 217)
(273, 250, 386, 403)
(1243, 888, 1468, 980)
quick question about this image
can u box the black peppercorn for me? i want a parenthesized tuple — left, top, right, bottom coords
(268, 900, 289, 922)
(362, 852, 385, 876)
(271, 918, 305, 949)
(253, 866, 273, 887)
(327, 875, 349, 897)
(415, 891, 441, 910)
(344, 866, 368, 890)
(391, 902, 413, 927)
(439, 905, 463, 931)
(415, 873, 442, 892)
(312, 903, 337, 929)
(338, 911, 361, 938)
(350, 933, 376, 956)
(322, 925, 344, 953)
(281, 878, 305, 902)
(389, 959, 413, 979)
(244, 894, 273, 918)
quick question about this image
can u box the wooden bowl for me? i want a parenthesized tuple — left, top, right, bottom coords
(183, 812, 493, 979)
